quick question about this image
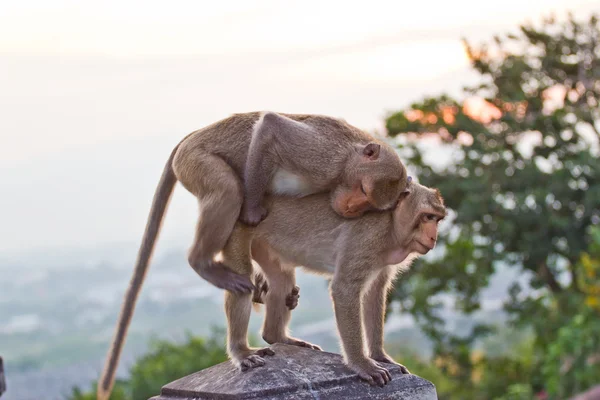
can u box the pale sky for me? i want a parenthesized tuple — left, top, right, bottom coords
(0, 0, 598, 254)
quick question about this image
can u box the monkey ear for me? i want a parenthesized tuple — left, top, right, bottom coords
(361, 143, 381, 160)
(400, 178, 412, 197)
(397, 188, 411, 205)
(403, 176, 414, 192)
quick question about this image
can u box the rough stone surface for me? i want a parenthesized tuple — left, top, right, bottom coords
(149, 344, 437, 400)
(0, 356, 6, 397)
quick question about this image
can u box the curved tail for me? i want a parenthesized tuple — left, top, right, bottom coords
(97, 145, 179, 400)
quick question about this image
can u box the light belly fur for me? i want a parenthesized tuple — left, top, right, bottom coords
(270, 169, 320, 197)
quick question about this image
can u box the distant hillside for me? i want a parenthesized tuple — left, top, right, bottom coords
(0, 243, 525, 399)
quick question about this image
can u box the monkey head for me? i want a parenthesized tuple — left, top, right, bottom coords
(393, 181, 446, 255)
(331, 142, 408, 218)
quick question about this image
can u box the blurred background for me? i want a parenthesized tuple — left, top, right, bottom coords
(1, 1, 599, 399)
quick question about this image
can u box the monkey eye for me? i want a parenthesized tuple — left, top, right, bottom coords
(423, 213, 437, 222)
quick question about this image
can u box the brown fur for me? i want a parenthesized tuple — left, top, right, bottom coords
(223, 181, 446, 386)
(173, 111, 406, 293)
(241, 112, 407, 224)
(97, 111, 406, 400)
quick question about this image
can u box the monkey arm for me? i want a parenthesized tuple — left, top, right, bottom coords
(330, 269, 392, 387)
(242, 112, 320, 225)
(362, 267, 410, 374)
(330, 275, 366, 362)
(241, 114, 280, 225)
(363, 266, 394, 360)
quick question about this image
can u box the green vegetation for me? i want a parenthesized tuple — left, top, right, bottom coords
(386, 12, 600, 399)
(68, 331, 228, 400)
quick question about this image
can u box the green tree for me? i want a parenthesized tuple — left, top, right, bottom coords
(542, 227, 600, 398)
(385, 12, 599, 398)
(69, 331, 227, 400)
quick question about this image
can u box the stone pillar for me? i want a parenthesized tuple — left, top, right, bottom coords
(149, 344, 437, 399)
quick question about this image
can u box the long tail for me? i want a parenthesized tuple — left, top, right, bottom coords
(97, 145, 179, 400)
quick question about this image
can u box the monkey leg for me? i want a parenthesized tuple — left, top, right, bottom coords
(223, 226, 275, 370)
(330, 271, 392, 387)
(362, 266, 410, 374)
(252, 241, 322, 351)
(177, 153, 254, 293)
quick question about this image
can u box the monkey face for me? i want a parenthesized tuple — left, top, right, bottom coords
(346, 143, 408, 214)
(330, 175, 407, 219)
(330, 184, 372, 218)
(412, 212, 443, 254)
(332, 140, 409, 218)
(392, 182, 446, 254)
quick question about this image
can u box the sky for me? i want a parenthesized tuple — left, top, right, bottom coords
(1, 0, 598, 254)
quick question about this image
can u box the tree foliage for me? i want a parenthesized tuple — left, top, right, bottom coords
(385, 12, 600, 398)
(69, 331, 227, 400)
(542, 227, 600, 398)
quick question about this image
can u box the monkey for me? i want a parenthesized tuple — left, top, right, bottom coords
(241, 112, 407, 225)
(97, 111, 407, 400)
(177, 111, 406, 294)
(221, 180, 446, 386)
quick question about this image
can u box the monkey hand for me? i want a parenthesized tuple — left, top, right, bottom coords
(348, 359, 392, 387)
(371, 353, 410, 374)
(240, 203, 268, 226)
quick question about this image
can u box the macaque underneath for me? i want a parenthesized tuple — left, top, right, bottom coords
(221, 181, 446, 386)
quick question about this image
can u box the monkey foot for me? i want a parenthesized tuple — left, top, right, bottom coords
(233, 347, 275, 371)
(285, 286, 300, 310)
(199, 262, 255, 294)
(371, 354, 410, 374)
(349, 360, 392, 387)
(261, 333, 322, 351)
(252, 281, 300, 312)
(240, 204, 268, 226)
(252, 272, 269, 304)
